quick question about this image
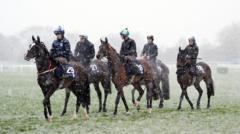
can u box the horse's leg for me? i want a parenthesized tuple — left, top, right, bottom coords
(177, 88, 185, 110)
(61, 89, 71, 116)
(132, 83, 144, 110)
(42, 91, 48, 120)
(207, 94, 211, 109)
(146, 82, 153, 113)
(121, 90, 129, 113)
(156, 81, 164, 108)
(82, 104, 89, 120)
(102, 89, 109, 112)
(113, 88, 122, 115)
(73, 97, 80, 119)
(194, 83, 203, 109)
(93, 83, 102, 112)
(184, 90, 194, 110)
(43, 87, 56, 121)
(131, 88, 136, 106)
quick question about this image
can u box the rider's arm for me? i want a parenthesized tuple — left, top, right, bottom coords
(74, 42, 80, 57)
(141, 45, 147, 56)
(88, 44, 95, 59)
(149, 45, 158, 59)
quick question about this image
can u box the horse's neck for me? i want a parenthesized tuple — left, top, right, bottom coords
(35, 55, 50, 72)
(107, 48, 122, 76)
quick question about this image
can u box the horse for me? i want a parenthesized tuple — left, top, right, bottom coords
(24, 36, 90, 121)
(96, 37, 159, 115)
(176, 47, 215, 110)
(131, 59, 170, 108)
(61, 59, 111, 116)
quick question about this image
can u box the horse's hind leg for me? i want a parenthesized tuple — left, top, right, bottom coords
(146, 82, 154, 113)
(177, 90, 184, 110)
(113, 88, 122, 115)
(131, 88, 136, 106)
(184, 90, 194, 110)
(73, 97, 81, 120)
(102, 89, 109, 112)
(61, 89, 71, 116)
(94, 83, 102, 112)
(194, 83, 203, 109)
(132, 83, 144, 110)
(121, 91, 129, 113)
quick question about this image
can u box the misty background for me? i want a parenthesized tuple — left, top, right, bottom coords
(0, 0, 240, 64)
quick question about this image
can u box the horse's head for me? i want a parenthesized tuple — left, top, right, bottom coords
(24, 36, 49, 61)
(96, 37, 109, 60)
(177, 47, 189, 67)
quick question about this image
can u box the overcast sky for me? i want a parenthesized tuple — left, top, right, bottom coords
(1, 0, 240, 47)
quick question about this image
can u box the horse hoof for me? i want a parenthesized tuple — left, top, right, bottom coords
(177, 107, 181, 110)
(48, 115, 53, 122)
(84, 113, 89, 121)
(191, 107, 194, 110)
(102, 109, 107, 112)
(61, 111, 66, 116)
(197, 106, 201, 109)
(147, 108, 152, 114)
(134, 101, 140, 107)
(159, 104, 164, 109)
(137, 105, 141, 111)
(126, 111, 130, 115)
(72, 112, 77, 120)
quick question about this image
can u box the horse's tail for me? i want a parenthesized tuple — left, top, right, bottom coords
(157, 60, 170, 100)
(199, 62, 215, 96)
(207, 77, 215, 96)
(162, 73, 170, 100)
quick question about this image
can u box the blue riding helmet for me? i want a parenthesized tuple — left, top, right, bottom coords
(120, 28, 129, 37)
(54, 26, 65, 35)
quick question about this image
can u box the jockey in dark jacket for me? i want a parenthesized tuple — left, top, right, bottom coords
(74, 35, 95, 67)
(50, 26, 74, 88)
(141, 35, 158, 63)
(119, 28, 143, 77)
(141, 35, 159, 75)
(184, 36, 199, 76)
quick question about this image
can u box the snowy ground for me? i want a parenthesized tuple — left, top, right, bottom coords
(0, 66, 239, 133)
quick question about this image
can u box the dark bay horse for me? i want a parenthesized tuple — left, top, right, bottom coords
(61, 59, 111, 115)
(96, 38, 158, 114)
(176, 47, 215, 110)
(24, 36, 90, 121)
(131, 59, 170, 108)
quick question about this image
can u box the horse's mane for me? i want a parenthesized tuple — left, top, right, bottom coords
(107, 44, 121, 59)
(39, 42, 50, 55)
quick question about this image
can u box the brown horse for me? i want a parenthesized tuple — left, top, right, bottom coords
(24, 36, 90, 121)
(176, 47, 215, 110)
(96, 38, 158, 115)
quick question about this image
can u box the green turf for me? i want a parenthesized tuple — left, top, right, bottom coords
(0, 67, 239, 134)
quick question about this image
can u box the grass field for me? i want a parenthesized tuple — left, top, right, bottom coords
(0, 66, 240, 134)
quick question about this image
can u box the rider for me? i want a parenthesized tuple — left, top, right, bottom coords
(184, 36, 199, 76)
(119, 28, 143, 78)
(74, 35, 95, 67)
(50, 26, 74, 88)
(141, 35, 159, 74)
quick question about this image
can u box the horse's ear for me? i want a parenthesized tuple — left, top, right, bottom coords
(32, 35, 36, 42)
(100, 38, 103, 43)
(179, 47, 182, 52)
(37, 36, 40, 43)
(105, 37, 108, 44)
